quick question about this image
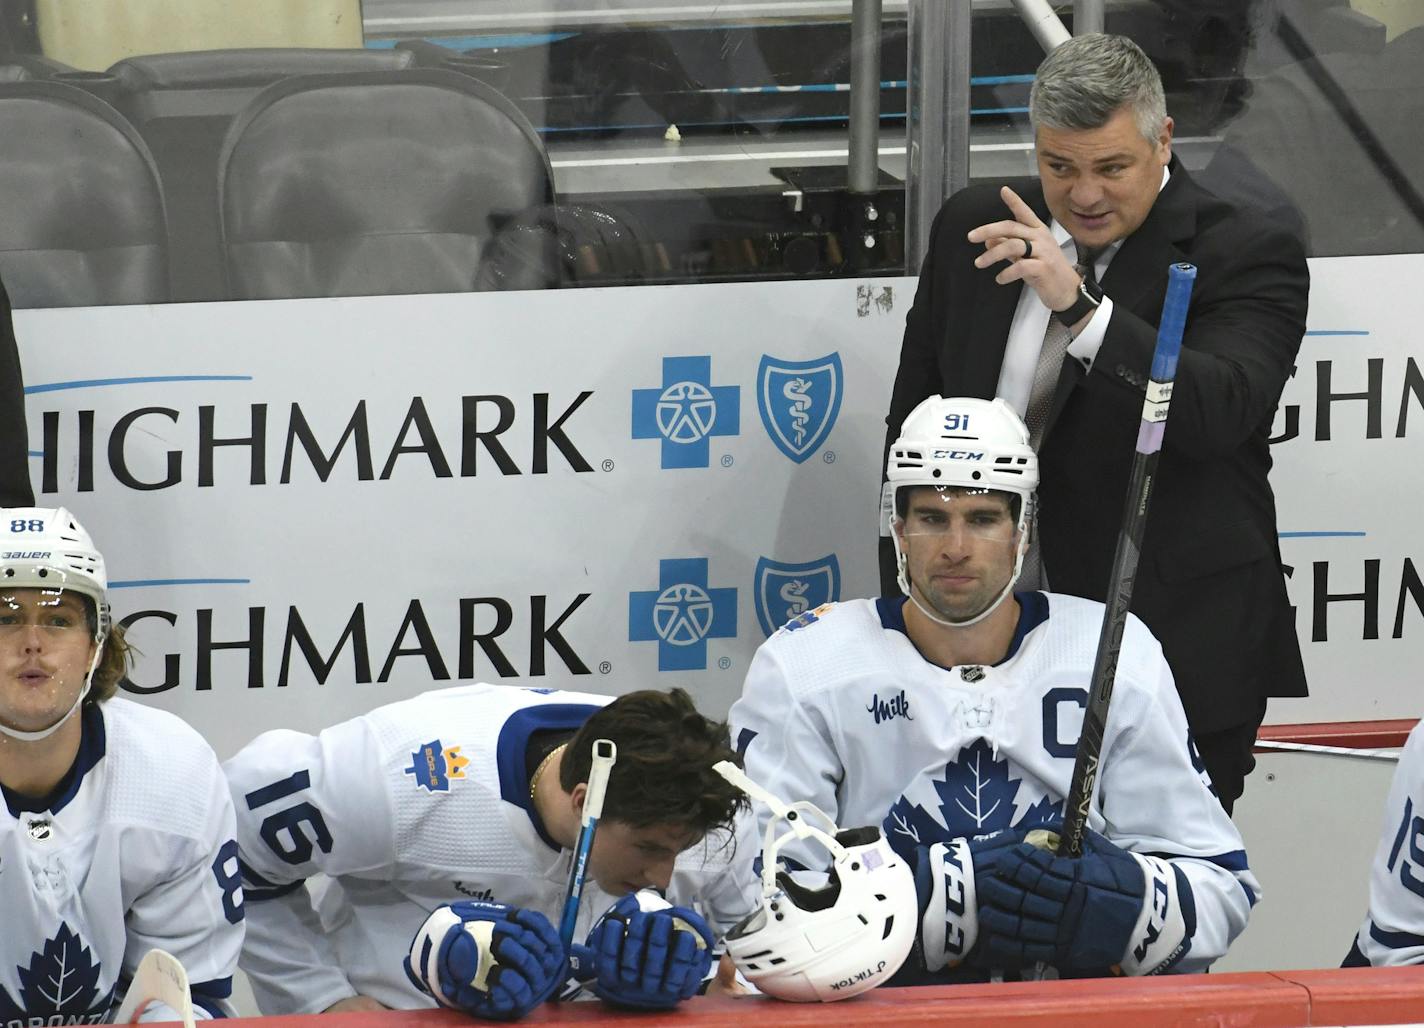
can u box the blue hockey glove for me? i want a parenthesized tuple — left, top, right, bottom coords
(977, 823, 1195, 975)
(912, 827, 1028, 972)
(404, 901, 568, 1020)
(571, 890, 714, 1009)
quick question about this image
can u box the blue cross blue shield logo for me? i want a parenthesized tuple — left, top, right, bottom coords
(629, 558, 738, 670)
(632, 356, 740, 469)
(753, 555, 841, 637)
(756, 353, 844, 463)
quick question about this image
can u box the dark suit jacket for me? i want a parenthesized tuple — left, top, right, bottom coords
(882, 159, 1308, 733)
(0, 276, 33, 507)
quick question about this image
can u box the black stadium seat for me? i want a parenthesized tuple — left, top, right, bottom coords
(217, 69, 558, 300)
(0, 81, 167, 308)
(108, 47, 417, 302)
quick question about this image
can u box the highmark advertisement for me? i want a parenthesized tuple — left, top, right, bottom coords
(16, 259, 1424, 756)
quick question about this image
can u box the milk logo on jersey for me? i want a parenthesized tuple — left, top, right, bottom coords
(753, 555, 840, 637)
(629, 558, 737, 671)
(0, 923, 116, 1028)
(403, 740, 471, 793)
(632, 356, 740, 469)
(881, 739, 1062, 863)
(867, 689, 914, 725)
(756, 353, 844, 463)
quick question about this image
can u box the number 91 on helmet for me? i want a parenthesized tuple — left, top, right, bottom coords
(713, 762, 917, 1002)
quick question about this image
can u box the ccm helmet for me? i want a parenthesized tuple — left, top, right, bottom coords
(714, 762, 916, 1002)
(0, 507, 110, 741)
(887, 396, 1038, 623)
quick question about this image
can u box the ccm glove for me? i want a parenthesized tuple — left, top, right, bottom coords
(912, 828, 1028, 972)
(404, 901, 568, 1020)
(571, 890, 714, 1009)
(977, 823, 1197, 975)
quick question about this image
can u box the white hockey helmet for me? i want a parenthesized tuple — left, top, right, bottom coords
(0, 507, 111, 741)
(714, 762, 916, 1002)
(887, 396, 1038, 622)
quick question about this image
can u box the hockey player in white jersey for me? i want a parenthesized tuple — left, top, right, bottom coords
(0, 507, 243, 1025)
(1344, 719, 1424, 967)
(225, 684, 755, 1020)
(729, 396, 1258, 983)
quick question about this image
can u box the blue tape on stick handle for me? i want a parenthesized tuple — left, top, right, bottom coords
(1151, 262, 1197, 383)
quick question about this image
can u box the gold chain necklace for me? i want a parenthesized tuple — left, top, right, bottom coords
(529, 743, 566, 805)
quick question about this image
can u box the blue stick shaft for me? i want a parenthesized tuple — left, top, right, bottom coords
(560, 819, 599, 946)
(557, 739, 616, 948)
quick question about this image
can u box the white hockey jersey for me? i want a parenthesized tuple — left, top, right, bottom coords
(1345, 719, 1424, 967)
(0, 700, 243, 1028)
(224, 684, 758, 1015)
(729, 594, 1259, 975)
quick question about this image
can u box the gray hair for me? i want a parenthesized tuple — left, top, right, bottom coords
(1029, 34, 1168, 143)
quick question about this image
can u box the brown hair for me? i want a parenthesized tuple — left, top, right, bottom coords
(87, 621, 133, 705)
(559, 687, 747, 834)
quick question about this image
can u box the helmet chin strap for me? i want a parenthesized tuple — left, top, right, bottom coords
(897, 530, 1029, 630)
(0, 640, 104, 743)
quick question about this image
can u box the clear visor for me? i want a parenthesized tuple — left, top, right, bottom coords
(895, 486, 1018, 541)
(0, 581, 93, 637)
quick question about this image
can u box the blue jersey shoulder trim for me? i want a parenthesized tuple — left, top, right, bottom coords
(875, 595, 908, 633)
(1000, 592, 1048, 663)
(495, 702, 601, 850)
(2, 703, 107, 818)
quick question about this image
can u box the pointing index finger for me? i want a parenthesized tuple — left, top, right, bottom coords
(1000, 186, 1045, 229)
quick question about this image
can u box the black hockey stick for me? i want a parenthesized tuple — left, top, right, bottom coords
(1057, 262, 1198, 859)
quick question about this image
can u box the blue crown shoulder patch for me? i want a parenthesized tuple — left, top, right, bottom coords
(780, 602, 837, 634)
(403, 740, 471, 793)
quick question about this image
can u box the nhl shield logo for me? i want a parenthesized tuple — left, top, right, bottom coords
(757, 354, 844, 463)
(754, 555, 841, 637)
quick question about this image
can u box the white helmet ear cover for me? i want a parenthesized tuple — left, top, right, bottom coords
(713, 763, 918, 1002)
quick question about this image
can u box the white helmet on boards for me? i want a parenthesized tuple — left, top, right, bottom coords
(714, 761, 916, 1002)
(0, 507, 111, 742)
(887, 395, 1038, 625)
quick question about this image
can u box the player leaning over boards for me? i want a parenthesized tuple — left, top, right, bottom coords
(729, 396, 1258, 982)
(224, 684, 755, 1020)
(0, 508, 243, 1023)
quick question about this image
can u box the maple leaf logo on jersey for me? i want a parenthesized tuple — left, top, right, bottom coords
(0, 923, 115, 1026)
(881, 739, 1062, 862)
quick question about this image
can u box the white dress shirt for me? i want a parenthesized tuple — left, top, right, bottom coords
(995, 165, 1171, 417)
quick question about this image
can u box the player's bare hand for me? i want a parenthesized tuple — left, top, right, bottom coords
(967, 186, 1081, 312)
(705, 954, 750, 997)
(323, 996, 388, 1013)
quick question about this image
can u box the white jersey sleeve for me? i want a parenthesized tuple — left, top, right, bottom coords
(729, 633, 845, 874)
(1094, 635, 1260, 972)
(223, 719, 398, 1014)
(1346, 721, 1424, 967)
(118, 750, 245, 1019)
